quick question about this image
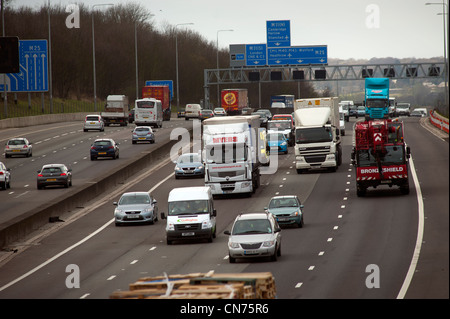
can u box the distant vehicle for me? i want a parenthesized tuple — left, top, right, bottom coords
(37, 164, 72, 189)
(265, 195, 304, 228)
(241, 107, 253, 115)
(339, 101, 353, 121)
(221, 88, 248, 115)
(90, 138, 119, 160)
(213, 107, 227, 116)
(174, 153, 205, 179)
(83, 114, 104, 132)
(4, 137, 32, 158)
(396, 103, 411, 116)
(128, 108, 135, 123)
(134, 98, 163, 128)
(199, 109, 215, 121)
(0, 161, 11, 190)
(272, 114, 294, 127)
(267, 132, 288, 154)
(356, 105, 366, 117)
(132, 126, 155, 144)
(252, 109, 272, 127)
(177, 108, 185, 118)
(101, 95, 129, 126)
(113, 191, 158, 226)
(267, 119, 294, 146)
(141, 85, 171, 121)
(270, 94, 295, 108)
(224, 212, 282, 263)
(411, 108, 428, 117)
(185, 103, 202, 120)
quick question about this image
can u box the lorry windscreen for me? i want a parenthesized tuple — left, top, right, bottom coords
(206, 143, 247, 163)
(296, 127, 332, 144)
(168, 200, 209, 216)
(357, 146, 405, 166)
(366, 99, 388, 108)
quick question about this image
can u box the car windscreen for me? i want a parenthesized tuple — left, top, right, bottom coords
(8, 139, 25, 145)
(93, 141, 112, 146)
(269, 198, 298, 208)
(86, 116, 100, 121)
(231, 219, 272, 235)
(41, 167, 62, 174)
(168, 200, 209, 215)
(178, 154, 201, 164)
(119, 194, 151, 205)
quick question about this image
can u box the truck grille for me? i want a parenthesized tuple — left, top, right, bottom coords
(175, 223, 201, 231)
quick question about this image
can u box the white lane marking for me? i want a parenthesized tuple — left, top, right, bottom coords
(396, 156, 425, 299)
(130, 260, 138, 265)
(107, 275, 116, 281)
(295, 282, 303, 288)
(0, 164, 174, 292)
(80, 293, 90, 299)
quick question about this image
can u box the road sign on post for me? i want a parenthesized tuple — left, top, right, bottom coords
(0, 40, 49, 92)
(246, 44, 267, 66)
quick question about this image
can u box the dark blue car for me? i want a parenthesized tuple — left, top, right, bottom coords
(90, 138, 119, 160)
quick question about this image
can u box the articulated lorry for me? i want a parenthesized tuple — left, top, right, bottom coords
(351, 119, 410, 196)
(221, 89, 248, 115)
(142, 85, 171, 121)
(364, 78, 390, 120)
(101, 95, 129, 126)
(293, 97, 342, 173)
(202, 115, 263, 196)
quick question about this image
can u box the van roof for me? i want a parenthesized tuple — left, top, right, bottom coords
(168, 186, 211, 202)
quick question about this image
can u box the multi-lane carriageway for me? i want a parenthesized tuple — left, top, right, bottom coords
(0, 116, 447, 300)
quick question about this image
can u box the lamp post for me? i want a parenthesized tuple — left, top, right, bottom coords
(426, 1, 449, 109)
(216, 29, 234, 108)
(175, 23, 194, 112)
(92, 3, 113, 111)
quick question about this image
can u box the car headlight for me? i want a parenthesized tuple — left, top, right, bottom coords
(281, 142, 287, 146)
(197, 165, 203, 169)
(290, 211, 300, 216)
(262, 240, 276, 247)
(175, 166, 181, 170)
(229, 242, 240, 249)
(167, 223, 175, 231)
(202, 220, 212, 229)
(114, 209, 123, 214)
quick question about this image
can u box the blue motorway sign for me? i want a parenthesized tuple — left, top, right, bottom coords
(266, 20, 290, 48)
(246, 44, 267, 66)
(268, 45, 327, 65)
(144, 80, 174, 99)
(0, 40, 48, 92)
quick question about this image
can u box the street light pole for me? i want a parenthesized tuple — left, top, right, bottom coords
(175, 23, 194, 113)
(216, 29, 233, 108)
(92, 3, 113, 112)
(426, 1, 449, 109)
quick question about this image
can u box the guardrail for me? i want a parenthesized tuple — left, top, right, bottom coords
(429, 110, 449, 134)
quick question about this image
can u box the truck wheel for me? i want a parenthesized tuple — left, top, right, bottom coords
(400, 182, 410, 195)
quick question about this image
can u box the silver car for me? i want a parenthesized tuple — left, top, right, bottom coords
(132, 126, 155, 144)
(83, 114, 104, 132)
(174, 153, 205, 179)
(0, 161, 11, 190)
(114, 192, 158, 226)
(4, 138, 32, 158)
(224, 212, 281, 263)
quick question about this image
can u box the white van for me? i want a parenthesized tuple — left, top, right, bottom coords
(185, 103, 202, 120)
(161, 186, 216, 244)
(134, 98, 163, 128)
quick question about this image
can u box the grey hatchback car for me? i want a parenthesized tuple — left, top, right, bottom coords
(37, 164, 72, 189)
(113, 192, 158, 226)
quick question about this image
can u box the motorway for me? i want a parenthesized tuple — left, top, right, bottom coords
(0, 116, 447, 299)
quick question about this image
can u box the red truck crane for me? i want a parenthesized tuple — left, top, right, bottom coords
(351, 118, 411, 196)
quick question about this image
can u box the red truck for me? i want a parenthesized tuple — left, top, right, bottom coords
(221, 88, 248, 115)
(351, 118, 411, 196)
(141, 85, 171, 121)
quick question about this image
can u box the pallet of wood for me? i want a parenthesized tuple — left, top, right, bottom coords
(110, 271, 276, 299)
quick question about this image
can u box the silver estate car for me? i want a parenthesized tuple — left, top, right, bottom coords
(224, 212, 281, 263)
(83, 114, 104, 132)
(4, 138, 32, 158)
(114, 192, 158, 226)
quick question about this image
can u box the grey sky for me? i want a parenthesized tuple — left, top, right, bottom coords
(9, 0, 448, 60)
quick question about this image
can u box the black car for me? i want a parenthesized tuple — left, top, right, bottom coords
(37, 164, 72, 189)
(90, 138, 120, 160)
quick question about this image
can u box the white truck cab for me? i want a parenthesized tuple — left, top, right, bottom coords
(161, 187, 216, 244)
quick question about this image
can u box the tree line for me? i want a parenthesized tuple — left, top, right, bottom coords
(2, 1, 318, 111)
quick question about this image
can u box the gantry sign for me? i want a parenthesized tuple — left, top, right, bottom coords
(203, 62, 446, 109)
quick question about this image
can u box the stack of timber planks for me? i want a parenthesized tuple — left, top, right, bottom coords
(110, 271, 276, 299)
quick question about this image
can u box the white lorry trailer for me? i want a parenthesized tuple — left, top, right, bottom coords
(202, 115, 262, 196)
(294, 97, 342, 173)
(101, 95, 129, 126)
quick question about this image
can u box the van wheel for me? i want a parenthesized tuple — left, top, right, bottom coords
(166, 239, 173, 245)
(229, 255, 236, 263)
